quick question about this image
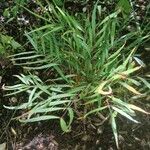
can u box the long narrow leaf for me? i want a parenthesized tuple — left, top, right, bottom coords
(112, 106, 139, 123)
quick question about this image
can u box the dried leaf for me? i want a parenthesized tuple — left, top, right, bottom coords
(120, 82, 142, 95)
(96, 81, 112, 95)
(128, 104, 150, 114)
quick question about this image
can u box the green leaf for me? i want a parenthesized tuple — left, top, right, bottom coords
(133, 57, 146, 67)
(49, 100, 71, 106)
(112, 106, 139, 123)
(111, 112, 119, 149)
(28, 87, 37, 104)
(0, 44, 4, 53)
(20, 5, 51, 23)
(23, 63, 57, 70)
(54, 66, 69, 82)
(68, 108, 74, 126)
(11, 40, 21, 49)
(27, 24, 53, 34)
(84, 106, 108, 118)
(100, 11, 120, 25)
(31, 107, 64, 113)
(11, 54, 43, 61)
(127, 78, 141, 86)
(111, 20, 116, 46)
(137, 77, 150, 89)
(91, 1, 99, 36)
(52, 0, 63, 6)
(117, 0, 132, 15)
(122, 66, 141, 75)
(4, 87, 29, 96)
(60, 118, 69, 132)
(9, 51, 35, 58)
(25, 33, 38, 51)
(4, 102, 29, 110)
(111, 97, 135, 115)
(20, 115, 59, 122)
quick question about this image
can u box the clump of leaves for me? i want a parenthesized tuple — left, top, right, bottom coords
(3, 73, 79, 132)
(3, 1, 150, 149)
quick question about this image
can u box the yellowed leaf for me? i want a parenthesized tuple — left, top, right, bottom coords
(128, 104, 150, 114)
(96, 81, 112, 95)
(120, 82, 142, 95)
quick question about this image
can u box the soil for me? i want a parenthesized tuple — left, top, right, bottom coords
(0, 105, 150, 149)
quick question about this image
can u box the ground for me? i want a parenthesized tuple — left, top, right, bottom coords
(0, 0, 150, 149)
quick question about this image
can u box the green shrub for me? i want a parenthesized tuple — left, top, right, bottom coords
(3, 1, 150, 148)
